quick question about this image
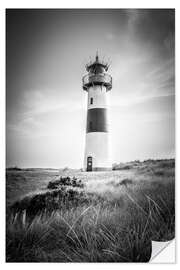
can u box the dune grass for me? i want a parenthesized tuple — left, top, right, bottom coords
(6, 159, 175, 262)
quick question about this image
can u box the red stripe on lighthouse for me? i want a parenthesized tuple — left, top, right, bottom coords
(86, 108, 108, 133)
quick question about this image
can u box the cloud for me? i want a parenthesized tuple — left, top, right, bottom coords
(20, 88, 85, 119)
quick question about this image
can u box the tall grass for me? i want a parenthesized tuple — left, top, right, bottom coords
(6, 159, 175, 262)
(7, 205, 152, 262)
(6, 184, 174, 262)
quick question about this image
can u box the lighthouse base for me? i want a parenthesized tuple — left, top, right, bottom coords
(84, 132, 112, 172)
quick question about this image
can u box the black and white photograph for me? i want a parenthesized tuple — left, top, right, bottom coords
(5, 8, 175, 263)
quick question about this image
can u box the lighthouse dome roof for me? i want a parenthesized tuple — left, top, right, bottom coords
(86, 54, 109, 73)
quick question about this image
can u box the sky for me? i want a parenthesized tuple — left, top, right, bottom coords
(6, 9, 175, 168)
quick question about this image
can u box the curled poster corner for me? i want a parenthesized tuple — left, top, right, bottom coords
(150, 239, 175, 263)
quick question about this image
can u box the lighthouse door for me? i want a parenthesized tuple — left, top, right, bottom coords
(87, 156, 92, 171)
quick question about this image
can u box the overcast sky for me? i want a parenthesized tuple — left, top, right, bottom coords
(6, 9, 175, 168)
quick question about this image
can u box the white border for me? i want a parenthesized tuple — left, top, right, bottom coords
(0, 0, 178, 9)
(0, 1, 179, 269)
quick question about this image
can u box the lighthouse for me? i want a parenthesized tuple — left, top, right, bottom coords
(82, 54, 112, 171)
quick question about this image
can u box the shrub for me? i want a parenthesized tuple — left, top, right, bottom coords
(47, 177, 84, 189)
(153, 169, 165, 176)
(120, 178, 133, 186)
(10, 187, 91, 220)
(62, 167, 69, 172)
(7, 166, 22, 171)
(157, 159, 175, 169)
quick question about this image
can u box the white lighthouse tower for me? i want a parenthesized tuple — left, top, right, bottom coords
(82, 54, 112, 171)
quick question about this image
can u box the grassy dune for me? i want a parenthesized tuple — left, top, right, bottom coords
(6, 159, 175, 262)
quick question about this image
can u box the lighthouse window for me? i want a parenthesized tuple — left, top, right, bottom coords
(90, 98, 93, 104)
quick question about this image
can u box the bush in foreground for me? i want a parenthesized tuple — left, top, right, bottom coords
(47, 177, 84, 189)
